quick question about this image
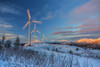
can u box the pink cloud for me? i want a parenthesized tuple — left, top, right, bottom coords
(53, 31, 63, 35)
(71, 17, 100, 24)
(52, 26, 74, 30)
(76, 23, 96, 28)
(52, 0, 100, 39)
(68, 0, 100, 18)
(53, 31, 73, 35)
(78, 27, 100, 33)
(77, 37, 100, 44)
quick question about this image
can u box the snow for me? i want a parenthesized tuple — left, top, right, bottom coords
(23, 44, 100, 67)
(0, 44, 100, 67)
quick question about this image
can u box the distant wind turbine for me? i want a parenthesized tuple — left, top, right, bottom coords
(23, 9, 41, 46)
(31, 24, 40, 43)
(43, 34, 45, 44)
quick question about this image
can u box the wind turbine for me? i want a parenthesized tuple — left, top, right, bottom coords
(23, 9, 41, 46)
(31, 24, 40, 43)
(42, 34, 45, 44)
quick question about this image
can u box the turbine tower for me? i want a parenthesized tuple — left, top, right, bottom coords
(31, 24, 40, 43)
(23, 9, 41, 46)
(43, 34, 45, 44)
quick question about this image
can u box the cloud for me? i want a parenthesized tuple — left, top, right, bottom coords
(66, 0, 100, 28)
(0, 33, 26, 43)
(0, 33, 15, 40)
(76, 23, 94, 29)
(49, 0, 100, 41)
(0, 18, 14, 34)
(77, 27, 100, 34)
(53, 31, 74, 35)
(74, 18, 100, 34)
(0, 2, 23, 15)
(52, 26, 75, 31)
(0, 17, 27, 42)
(65, 34, 93, 38)
(53, 0, 100, 40)
(5, 33, 14, 36)
(59, 40, 68, 42)
(70, 17, 100, 24)
(77, 37, 100, 44)
(53, 26, 100, 36)
(0, 24, 13, 28)
(51, 39, 68, 42)
(0, 33, 25, 39)
(52, 25, 100, 39)
(19, 35, 26, 39)
(41, 12, 55, 20)
(68, 0, 100, 18)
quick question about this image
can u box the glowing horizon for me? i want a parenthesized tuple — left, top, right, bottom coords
(0, 0, 100, 43)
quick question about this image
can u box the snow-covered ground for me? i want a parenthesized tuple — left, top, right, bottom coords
(0, 44, 100, 67)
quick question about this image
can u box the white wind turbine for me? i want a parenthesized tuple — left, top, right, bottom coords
(31, 24, 40, 43)
(42, 34, 45, 44)
(23, 9, 41, 46)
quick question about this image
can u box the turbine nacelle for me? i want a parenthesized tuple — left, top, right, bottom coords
(31, 30, 40, 33)
(31, 24, 41, 33)
(23, 9, 41, 30)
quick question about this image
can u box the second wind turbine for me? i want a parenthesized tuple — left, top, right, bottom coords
(31, 24, 40, 43)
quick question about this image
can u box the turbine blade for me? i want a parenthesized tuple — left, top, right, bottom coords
(32, 20, 41, 24)
(23, 22, 29, 29)
(31, 30, 35, 33)
(36, 30, 40, 33)
(27, 9, 31, 19)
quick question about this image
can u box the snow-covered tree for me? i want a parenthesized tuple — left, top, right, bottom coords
(1, 34, 6, 45)
(5, 40, 11, 48)
(14, 36, 20, 48)
(0, 41, 2, 50)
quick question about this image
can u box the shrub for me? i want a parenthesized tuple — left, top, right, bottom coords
(0, 45, 2, 50)
(56, 48, 59, 52)
(76, 48, 79, 51)
(69, 50, 73, 54)
(5, 40, 11, 48)
(47, 47, 49, 50)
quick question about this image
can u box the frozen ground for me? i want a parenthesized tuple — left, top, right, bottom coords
(0, 44, 100, 67)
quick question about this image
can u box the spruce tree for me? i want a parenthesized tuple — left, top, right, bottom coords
(0, 41, 2, 50)
(14, 36, 20, 48)
(1, 35, 6, 45)
(5, 40, 11, 48)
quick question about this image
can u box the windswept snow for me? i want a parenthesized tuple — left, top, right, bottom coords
(0, 44, 100, 67)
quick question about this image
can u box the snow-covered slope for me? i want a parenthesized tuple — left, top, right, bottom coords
(0, 44, 100, 67)
(24, 44, 100, 67)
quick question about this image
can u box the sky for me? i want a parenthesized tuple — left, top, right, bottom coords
(0, 0, 100, 43)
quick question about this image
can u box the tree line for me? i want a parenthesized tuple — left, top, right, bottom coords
(0, 35, 24, 50)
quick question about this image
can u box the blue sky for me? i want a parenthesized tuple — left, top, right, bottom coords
(0, 0, 100, 42)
